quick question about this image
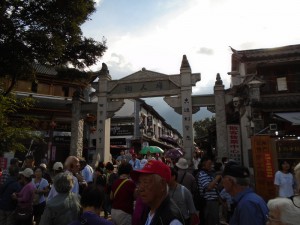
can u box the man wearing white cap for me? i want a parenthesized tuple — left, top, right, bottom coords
(47, 157, 80, 201)
(53, 162, 64, 173)
(175, 158, 197, 194)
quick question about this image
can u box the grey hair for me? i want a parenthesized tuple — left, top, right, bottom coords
(53, 172, 74, 193)
(267, 197, 300, 225)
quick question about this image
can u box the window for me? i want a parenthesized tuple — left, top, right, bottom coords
(277, 77, 288, 91)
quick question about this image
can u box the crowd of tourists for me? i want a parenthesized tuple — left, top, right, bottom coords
(0, 150, 300, 225)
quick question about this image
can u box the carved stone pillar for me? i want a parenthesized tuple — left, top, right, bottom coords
(70, 90, 84, 157)
(180, 55, 194, 162)
(94, 64, 112, 166)
(214, 74, 228, 159)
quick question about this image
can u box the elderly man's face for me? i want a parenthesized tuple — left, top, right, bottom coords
(137, 174, 164, 206)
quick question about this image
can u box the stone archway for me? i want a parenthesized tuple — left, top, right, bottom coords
(70, 55, 228, 164)
(90, 55, 199, 164)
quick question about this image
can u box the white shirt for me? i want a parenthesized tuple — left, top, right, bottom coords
(274, 170, 294, 197)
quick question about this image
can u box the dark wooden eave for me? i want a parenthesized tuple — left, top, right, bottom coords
(232, 44, 300, 63)
(252, 94, 300, 111)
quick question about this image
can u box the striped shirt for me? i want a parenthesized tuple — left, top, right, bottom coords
(198, 170, 219, 201)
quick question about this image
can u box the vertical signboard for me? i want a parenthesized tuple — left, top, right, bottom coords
(227, 125, 241, 163)
(251, 135, 276, 201)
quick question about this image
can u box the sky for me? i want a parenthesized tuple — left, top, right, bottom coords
(81, 0, 300, 133)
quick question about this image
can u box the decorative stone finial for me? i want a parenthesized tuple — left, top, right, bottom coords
(180, 55, 191, 70)
(100, 63, 109, 74)
(98, 62, 111, 79)
(215, 73, 223, 85)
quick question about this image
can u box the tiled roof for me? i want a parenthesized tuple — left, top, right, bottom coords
(32, 63, 57, 76)
(233, 44, 300, 62)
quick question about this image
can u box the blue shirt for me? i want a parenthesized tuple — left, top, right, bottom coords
(129, 158, 141, 170)
(230, 188, 268, 225)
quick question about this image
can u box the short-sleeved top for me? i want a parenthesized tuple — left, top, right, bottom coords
(169, 184, 197, 219)
(274, 171, 294, 197)
(32, 177, 49, 204)
(81, 165, 94, 183)
(198, 170, 219, 200)
(111, 178, 136, 214)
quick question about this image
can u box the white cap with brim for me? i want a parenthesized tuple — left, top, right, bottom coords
(53, 162, 64, 171)
(40, 163, 47, 169)
(19, 168, 34, 178)
(175, 158, 189, 169)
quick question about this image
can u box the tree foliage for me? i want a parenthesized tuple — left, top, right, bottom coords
(0, 94, 41, 155)
(193, 116, 216, 139)
(0, 0, 107, 95)
(193, 116, 216, 156)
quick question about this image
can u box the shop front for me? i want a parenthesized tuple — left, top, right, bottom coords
(252, 135, 300, 201)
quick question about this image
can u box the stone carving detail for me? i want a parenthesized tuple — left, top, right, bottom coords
(215, 73, 223, 85)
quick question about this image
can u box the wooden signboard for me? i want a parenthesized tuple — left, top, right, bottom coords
(251, 135, 276, 201)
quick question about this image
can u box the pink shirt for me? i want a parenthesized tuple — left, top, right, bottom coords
(17, 181, 35, 208)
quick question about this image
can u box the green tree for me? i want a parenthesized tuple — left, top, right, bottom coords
(0, 94, 42, 155)
(194, 116, 216, 139)
(0, 0, 107, 95)
(193, 116, 216, 155)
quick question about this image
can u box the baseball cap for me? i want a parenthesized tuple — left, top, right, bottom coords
(131, 160, 171, 182)
(223, 163, 250, 178)
(19, 168, 34, 178)
(53, 162, 64, 171)
(40, 163, 47, 169)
